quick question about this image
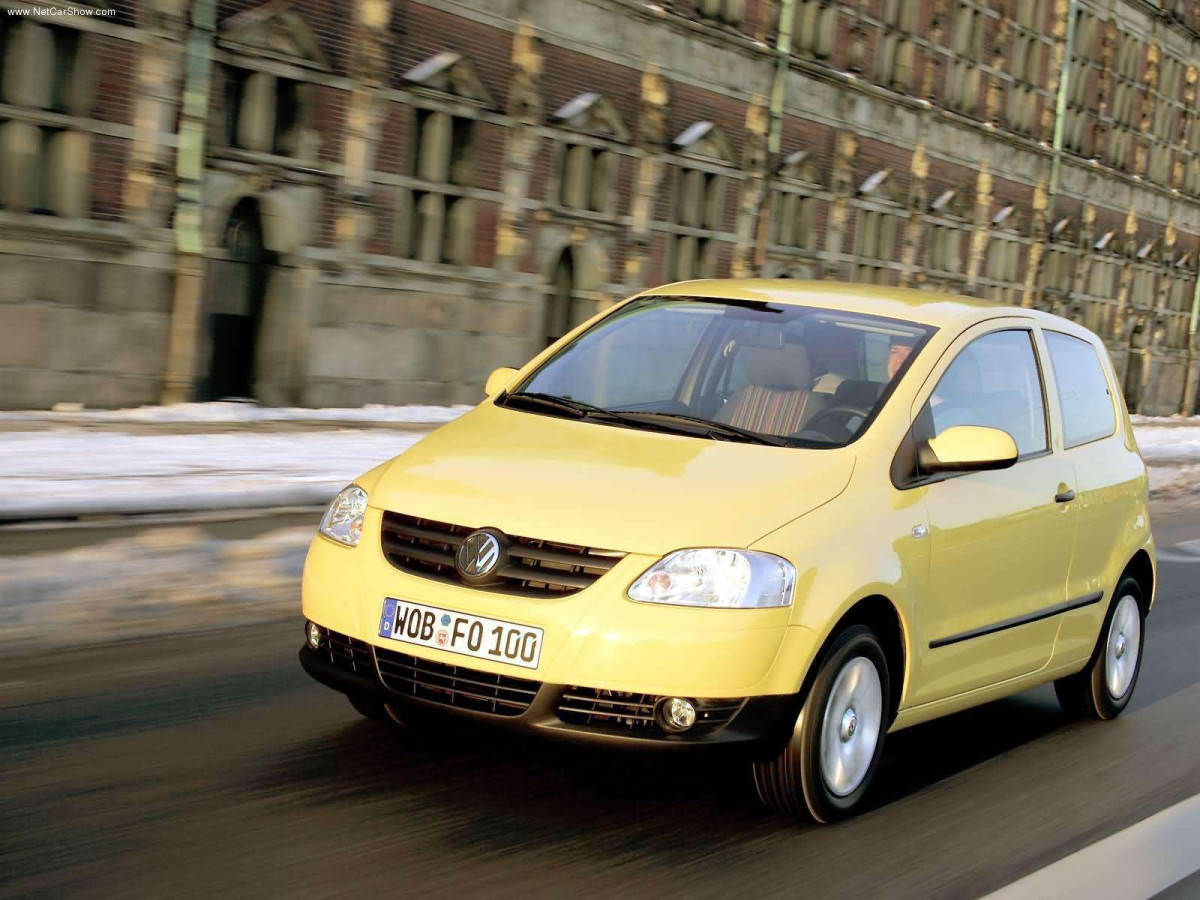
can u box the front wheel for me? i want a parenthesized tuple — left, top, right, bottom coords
(753, 625, 891, 823)
(1054, 576, 1145, 720)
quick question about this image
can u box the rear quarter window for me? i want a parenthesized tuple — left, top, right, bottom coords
(1043, 331, 1117, 448)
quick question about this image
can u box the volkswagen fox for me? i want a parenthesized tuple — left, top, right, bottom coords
(300, 280, 1154, 822)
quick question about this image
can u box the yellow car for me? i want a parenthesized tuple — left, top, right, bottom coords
(300, 280, 1154, 822)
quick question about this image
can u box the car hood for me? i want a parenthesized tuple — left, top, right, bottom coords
(368, 403, 855, 555)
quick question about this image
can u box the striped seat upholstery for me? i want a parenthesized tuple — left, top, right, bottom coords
(715, 343, 824, 437)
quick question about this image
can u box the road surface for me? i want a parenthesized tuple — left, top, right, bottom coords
(3, 503, 1200, 899)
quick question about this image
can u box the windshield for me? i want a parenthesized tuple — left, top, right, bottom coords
(500, 296, 935, 448)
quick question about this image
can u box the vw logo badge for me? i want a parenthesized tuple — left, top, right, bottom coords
(456, 529, 504, 582)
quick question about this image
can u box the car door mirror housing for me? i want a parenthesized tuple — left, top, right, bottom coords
(918, 425, 1019, 474)
(484, 366, 519, 398)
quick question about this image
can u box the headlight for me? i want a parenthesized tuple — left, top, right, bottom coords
(319, 485, 368, 547)
(627, 548, 795, 609)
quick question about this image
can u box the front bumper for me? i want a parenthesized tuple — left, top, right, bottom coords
(299, 629, 798, 756)
(302, 521, 820, 699)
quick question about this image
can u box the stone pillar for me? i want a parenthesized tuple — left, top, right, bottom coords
(1022, 180, 1049, 308)
(163, 254, 205, 404)
(965, 159, 992, 291)
(162, 0, 215, 405)
(494, 23, 543, 277)
(1041, 0, 1073, 144)
(1112, 208, 1138, 340)
(1134, 42, 1158, 180)
(823, 107, 856, 279)
(1073, 199, 1097, 305)
(920, 0, 948, 102)
(1093, 18, 1118, 163)
(899, 124, 929, 288)
(335, 0, 391, 258)
(732, 94, 769, 278)
(982, 5, 1012, 126)
(625, 64, 669, 290)
(126, 2, 187, 230)
(1182, 334, 1200, 415)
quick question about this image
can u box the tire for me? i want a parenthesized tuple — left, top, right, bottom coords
(753, 625, 891, 823)
(1054, 576, 1145, 720)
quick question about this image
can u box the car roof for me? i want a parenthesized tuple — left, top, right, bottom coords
(647, 279, 1087, 335)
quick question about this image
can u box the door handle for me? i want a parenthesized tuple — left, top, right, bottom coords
(1055, 488, 1076, 504)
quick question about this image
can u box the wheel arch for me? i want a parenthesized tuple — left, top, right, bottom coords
(1120, 548, 1155, 616)
(808, 594, 909, 725)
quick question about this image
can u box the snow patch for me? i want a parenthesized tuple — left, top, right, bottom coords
(0, 401, 471, 426)
(3, 409, 1200, 520)
(0, 429, 425, 519)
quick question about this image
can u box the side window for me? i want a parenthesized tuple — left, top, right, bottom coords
(922, 329, 1048, 457)
(1044, 331, 1117, 447)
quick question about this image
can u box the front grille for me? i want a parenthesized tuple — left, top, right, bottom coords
(325, 629, 375, 676)
(379, 511, 625, 598)
(375, 646, 540, 716)
(557, 687, 745, 733)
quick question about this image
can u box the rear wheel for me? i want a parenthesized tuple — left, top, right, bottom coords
(753, 625, 890, 823)
(1054, 576, 1145, 720)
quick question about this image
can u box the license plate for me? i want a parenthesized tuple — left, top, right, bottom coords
(378, 598, 543, 670)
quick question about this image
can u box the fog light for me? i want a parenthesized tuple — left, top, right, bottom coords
(306, 621, 322, 650)
(658, 697, 697, 733)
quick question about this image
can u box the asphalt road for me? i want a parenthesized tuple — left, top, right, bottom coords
(3, 503, 1200, 899)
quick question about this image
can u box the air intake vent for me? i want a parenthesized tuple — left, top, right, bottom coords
(556, 688, 744, 733)
(375, 646, 540, 716)
(379, 511, 624, 598)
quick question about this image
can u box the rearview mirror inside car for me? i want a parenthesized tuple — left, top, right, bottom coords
(918, 425, 1019, 474)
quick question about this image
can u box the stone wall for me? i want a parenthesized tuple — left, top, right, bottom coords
(5, 0, 1200, 414)
(0, 246, 172, 409)
(300, 271, 544, 407)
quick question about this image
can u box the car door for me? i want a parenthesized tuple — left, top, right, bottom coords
(1040, 328, 1147, 664)
(906, 320, 1078, 706)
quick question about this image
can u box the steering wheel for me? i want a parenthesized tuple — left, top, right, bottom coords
(803, 404, 872, 438)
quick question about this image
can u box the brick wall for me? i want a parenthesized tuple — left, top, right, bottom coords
(5, 0, 1200, 412)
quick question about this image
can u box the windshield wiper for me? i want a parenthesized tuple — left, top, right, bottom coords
(502, 392, 788, 446)
(607, 411, 790, 447)
(501, 391, 616, 419)
(502, 392, 660, 429)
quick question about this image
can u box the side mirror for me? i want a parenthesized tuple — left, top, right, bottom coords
(918, 425, 1018, 474)
(484, 366, 519, 398)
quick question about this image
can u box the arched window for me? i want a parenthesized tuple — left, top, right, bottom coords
(1148, 54, 1183, 186)
(876, 0, 917, 91)
(1043, 217, 1078, 299)
(1005, 1, 1047, 136)
(1167, 251, 1196, 350)
(550, 93, 627, 217)
(852, 168, 906, 285)
(983, 205, 1024, 305)
(769, 150, 824, 255)
(1082, 229, 1122, 336)
(926, 188, 969, 286)
(394, 53, 492, 265)
(1107, 30, 1145, 173)
(215, 7, 327, 161)
(1064, 10, 1099, 157)
(661, 121, 737, 281)
(0, 20, 93, 217)
(942, 2, 986, 116)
